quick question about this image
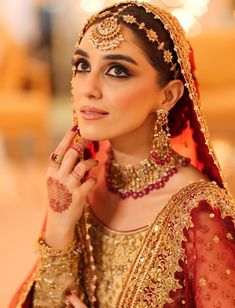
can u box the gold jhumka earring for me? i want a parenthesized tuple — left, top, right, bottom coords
(106, 110, 191, 199)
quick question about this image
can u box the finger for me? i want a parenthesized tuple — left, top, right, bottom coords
(48, 126, 78, 174)
(70, 160, 98, 185)
(75, 177, 97, 198)
(51, 125, 79, 162)
(59, 139, 91, 175)
(66, 292, 88, 308)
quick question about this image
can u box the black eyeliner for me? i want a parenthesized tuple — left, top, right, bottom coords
(71, 58, 132, 78)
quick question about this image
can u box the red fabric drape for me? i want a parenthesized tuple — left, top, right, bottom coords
(165, 201, 235, 308)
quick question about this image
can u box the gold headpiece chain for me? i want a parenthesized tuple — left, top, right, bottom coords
(87, 4, 178, 74)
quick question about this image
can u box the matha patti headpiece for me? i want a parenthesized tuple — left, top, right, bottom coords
(87, 4, 178, 74)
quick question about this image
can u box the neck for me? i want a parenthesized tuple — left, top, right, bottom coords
(109, 113, 155, 165)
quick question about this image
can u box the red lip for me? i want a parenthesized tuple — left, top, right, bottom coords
(80, 106, 108, 114)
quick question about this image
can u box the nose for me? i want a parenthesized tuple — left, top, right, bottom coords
(81, 73, 102, 100)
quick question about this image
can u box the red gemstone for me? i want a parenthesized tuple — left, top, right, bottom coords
(121, 193, 126, 199)
(149, 184, 154, 190)
(155, 158, 162, 165)
(166, 156, 171, 163)
(154, 182, 161, 189)
(138, 192, 144, 198)
(65, 289, 72, 297)
(171, 167, 177, 173)
(160, 180, 165, 188)
(132, 192, 138, 199)
(182, 157, 191, 166)
(144, 187, 149, 194)
(162, 175, 169, 182)
(151, 151, 157, 158)
(167, 170, 173, 176)
(160, 159, 165, 165)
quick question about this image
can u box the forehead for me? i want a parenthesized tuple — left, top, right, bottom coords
(78, 24, 148, 62)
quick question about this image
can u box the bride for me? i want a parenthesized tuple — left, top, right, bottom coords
(11, 1, 235, 307)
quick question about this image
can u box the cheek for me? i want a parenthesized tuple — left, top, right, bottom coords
(109, 80, 156, 114)
(72, 79, 82, 113)
(72, 78, 80, 98)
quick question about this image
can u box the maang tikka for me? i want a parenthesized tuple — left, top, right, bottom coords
(105, 109, 191, 199)
(88, 4, 178, 73)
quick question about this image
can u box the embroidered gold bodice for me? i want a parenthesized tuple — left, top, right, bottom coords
(88, 211, 150, 307)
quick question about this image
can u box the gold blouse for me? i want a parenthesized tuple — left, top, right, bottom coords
(89, 210, 150, 307)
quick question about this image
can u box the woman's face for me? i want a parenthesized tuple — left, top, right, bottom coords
(72, 25, 165, 141)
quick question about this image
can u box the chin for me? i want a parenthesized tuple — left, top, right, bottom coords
(79, 125, 108, 142)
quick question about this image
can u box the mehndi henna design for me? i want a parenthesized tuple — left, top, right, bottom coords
(47, 177, 73, 213)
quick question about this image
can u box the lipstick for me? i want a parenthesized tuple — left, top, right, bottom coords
(80, 105, 109, 120)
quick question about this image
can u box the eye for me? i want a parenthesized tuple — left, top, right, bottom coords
(77, 60, 90, 72)
(106, 65, 130, 78)
(71, 58, 90, 75)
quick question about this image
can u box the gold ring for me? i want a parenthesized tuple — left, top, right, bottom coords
(50, 153, 63, 166)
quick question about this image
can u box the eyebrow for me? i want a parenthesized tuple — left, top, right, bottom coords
(74, 48, 138, 65)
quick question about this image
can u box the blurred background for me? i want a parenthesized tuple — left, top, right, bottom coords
(0, 0, 235, 306)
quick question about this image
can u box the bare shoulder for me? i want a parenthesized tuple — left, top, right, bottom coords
(177, 164, 209, 182)
(165, 164, 209, 194)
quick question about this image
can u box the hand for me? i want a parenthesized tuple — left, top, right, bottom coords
(45, 125, 98, 247)
(66, 290, 88, 308)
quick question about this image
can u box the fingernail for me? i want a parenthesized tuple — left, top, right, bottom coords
(71, 125, 78, 132)
(65, 289, 72, 297)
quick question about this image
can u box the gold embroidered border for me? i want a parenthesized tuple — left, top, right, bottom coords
(78, 202, 98, 308)
(116, 180, 235, 307)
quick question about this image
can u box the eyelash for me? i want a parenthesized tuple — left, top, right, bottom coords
(71, 58, 131, 79)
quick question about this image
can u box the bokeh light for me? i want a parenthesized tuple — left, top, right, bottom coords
(183, 0, 209, 17)
(171, 8, 202, 36)
(163, 0, 211, 36)
(162, 0, 184, 7)
(80, 0, 105, 13)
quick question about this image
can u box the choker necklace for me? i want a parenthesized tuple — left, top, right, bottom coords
(105, 147, 190, 199)
(105, 110, 191, 199)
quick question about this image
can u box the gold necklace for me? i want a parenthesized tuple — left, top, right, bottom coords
(105, 147, 190, 199)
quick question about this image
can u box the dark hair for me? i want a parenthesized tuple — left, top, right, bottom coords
(87, 3, 191, 137)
